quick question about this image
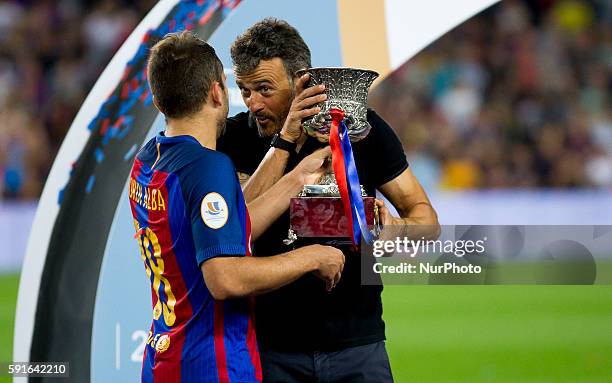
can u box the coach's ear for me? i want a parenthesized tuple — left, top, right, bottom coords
(210, 81, 225, 108)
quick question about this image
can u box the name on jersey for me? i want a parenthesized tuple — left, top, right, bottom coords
(129, 177, 166, 211)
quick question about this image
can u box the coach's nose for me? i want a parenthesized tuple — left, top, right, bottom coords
(246, 92, 264, 114)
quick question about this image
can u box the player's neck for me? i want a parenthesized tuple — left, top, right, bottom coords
(165, 110, 218, 150)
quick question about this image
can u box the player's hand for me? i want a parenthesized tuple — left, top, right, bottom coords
(307, 244, 345, 291)
(279, 73, 327, 143)
(293, 146, 332, 185)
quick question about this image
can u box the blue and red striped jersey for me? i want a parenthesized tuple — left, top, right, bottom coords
(128, 132, 262, 383)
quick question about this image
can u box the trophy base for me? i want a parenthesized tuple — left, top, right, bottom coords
(288, 196, 377, 242)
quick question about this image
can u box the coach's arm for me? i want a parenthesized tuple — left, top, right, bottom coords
(377, 167, 441, 240)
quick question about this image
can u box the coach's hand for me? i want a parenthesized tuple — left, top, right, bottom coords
(375, 199, 395, 226)
(307, 244, 345, 291)
(375, 198, 403, 242)
(280, 73, 327, 143)
(375, 199, 440, 242)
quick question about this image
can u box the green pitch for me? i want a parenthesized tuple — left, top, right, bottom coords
(1, 274, 611, 382)
(0, 273, 20, 383)
(383, 286, 612, 382)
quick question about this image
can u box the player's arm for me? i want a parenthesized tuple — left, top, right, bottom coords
(242, 73, 326, 202)
(201, 244, 344, 300)
(247, 146, 330, 240)
(378, 167, 441, 239)
(190, 155, 343, 300)
(241, 146, 291, 203)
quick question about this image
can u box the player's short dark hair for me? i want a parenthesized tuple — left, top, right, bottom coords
(230, 18, 311, 79)
(147, 30, 223, 119)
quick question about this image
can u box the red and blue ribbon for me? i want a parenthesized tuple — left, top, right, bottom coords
(329, 109, 372, 245)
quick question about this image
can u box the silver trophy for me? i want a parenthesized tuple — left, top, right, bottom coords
(286, 67, 380, 245)
(297, 67, 379, 143)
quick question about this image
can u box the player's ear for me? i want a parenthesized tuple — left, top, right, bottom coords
(152, 95, 163, 113)
(210, 81, 224, 108)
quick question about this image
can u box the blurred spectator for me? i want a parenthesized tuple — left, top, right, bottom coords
(0, 0, 154, 200)
(0, 0, 610, 199)
(0, 101, 50, 198)
(370, 0, 612, 191)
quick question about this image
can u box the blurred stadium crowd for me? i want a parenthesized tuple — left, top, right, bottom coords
(370, 0, 611, 190)
(0, 0, 154, 199)
(0, 0, 610, 200)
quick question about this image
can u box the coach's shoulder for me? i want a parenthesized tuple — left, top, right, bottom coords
(226, 111, 250, 127)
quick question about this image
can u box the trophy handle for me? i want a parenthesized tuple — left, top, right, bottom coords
(373, 203, 382, 237)
(283, 229, 298, 246)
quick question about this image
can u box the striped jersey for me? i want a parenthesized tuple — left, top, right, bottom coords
(128, 132, 262, 383)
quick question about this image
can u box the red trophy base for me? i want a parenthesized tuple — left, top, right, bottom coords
(289, 196, 376, 238)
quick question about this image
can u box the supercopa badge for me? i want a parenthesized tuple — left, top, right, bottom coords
(201, 192, 229, 229)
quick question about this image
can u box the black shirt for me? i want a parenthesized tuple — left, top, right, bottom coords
(217, 110, 408, 351)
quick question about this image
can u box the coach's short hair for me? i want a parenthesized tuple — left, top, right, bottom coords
(147, 31, 223, 119)
(230, 18, 311, 79)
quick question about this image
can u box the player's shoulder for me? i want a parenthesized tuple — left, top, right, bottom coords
(176, 147, 237, 191)
(135, 136, 158, 165)
(190, 148, 236, 174)
(155, 135, 231, 172)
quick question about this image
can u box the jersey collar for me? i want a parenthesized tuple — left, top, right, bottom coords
(156, 131, 200, 146)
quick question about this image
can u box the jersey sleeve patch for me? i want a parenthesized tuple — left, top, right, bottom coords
(200, 192, 229, 229)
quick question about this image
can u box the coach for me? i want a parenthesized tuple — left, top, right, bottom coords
(218, 18, 440, 382)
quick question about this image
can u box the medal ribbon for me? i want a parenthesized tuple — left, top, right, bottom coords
(329, 108, 372, 245)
